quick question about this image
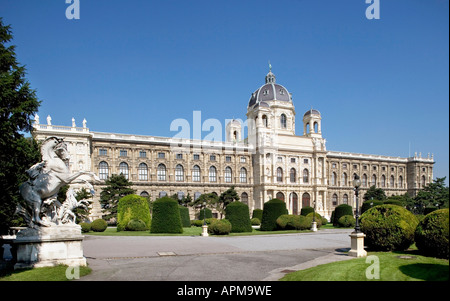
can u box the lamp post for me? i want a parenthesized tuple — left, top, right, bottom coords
(353, 175, 361, 233)
(311, 200, 317, 232)
(348, 174, 367, 257)
(201, 201, 208, 237)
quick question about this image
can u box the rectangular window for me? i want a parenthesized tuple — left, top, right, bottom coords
(139, 150, 146, 158)
(304, 159, 309, 164)
(277, 157, 283, 163)
(99, 149, 107, 156)
(291, 158, 296, 163)
(226, 156, 231, 162)
(176, 153, 183, 160)
(193, 154, 200, 160)
(210, 155, 216, 161)
(158, 152, 165, 159)
(119, 150, 127, 157)
(240, 156, 246, 163)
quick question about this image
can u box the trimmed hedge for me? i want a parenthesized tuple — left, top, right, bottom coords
(333, 204, 353, 226)
(360, 205, 418, 251)
(415, 208, 449, 259)
(80, 222, 91, 233)
(337, 215, 356, 228)
(198, 208, 213, 220)
(306, 212, 324, 228)
(117, 194, 151, 231)
(125, 219, 148, 231)
(251, 218, 261, 225)
(276, 214, 312, 230)
(260, 199, 287, 231)
(225, 201, 252, 233)
(252, 209, 263, 221)
(91, 219, 107, 232)
(150, 197, 183, 233)
(300, 206, 314, 216)
(208, 219, 232, 235)
(361, 200, 384, 215)
(179, 206, 191, 227)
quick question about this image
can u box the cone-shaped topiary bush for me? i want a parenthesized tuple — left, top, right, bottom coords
(360, 204, 418, 251)
(225, 201, 252, 233)
(260, 199, 287, 231)
(415, 208, 449, 259)
(150, 196, 183, 233)
(179, 205, 191, 227)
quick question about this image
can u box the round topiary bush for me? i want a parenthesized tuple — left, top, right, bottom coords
(415, 208, 449, 259)
(150, 196, 183, 234)
(80, 222, 91, 233)
(208, 219, 232, 235)
(91, 219, 107, 232)
(333, 204, 353, 226)
(125, 219, 148, 231)
(225, 201, 252, 233)
(117, 194, 151, 231)
(360, 204, 418, 251)
(179, 205, 191, 227)
(306, 212, 324, 228)
(337, 215, 356, 228)
(300, 206, 314, 216)
(251, 218, 261, 226)
(260, 199, 287, 231)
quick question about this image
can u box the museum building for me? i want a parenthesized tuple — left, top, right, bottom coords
(31, 69, 435, 221)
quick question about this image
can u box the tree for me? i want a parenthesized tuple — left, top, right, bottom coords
(0, 19, 41, 234)
(216, 187, 240, 218)
(414, 177, 449, 213)
(192, 193, 218, 218)
(100, 174, 135, 222)
(363, 185, 387, 202)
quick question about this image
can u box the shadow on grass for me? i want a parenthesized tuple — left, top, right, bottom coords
(399, 263, 449, 281)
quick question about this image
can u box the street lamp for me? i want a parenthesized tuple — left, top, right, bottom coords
(353, 175, 362, 233)
(310, 200, 317, 232)
(203, 201, 207, 226)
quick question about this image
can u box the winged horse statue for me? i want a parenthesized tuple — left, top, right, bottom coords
(18, 137, 100, 228)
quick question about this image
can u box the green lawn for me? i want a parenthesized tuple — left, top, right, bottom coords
(280, 251, 449, 281)
(0, 264, 92, 281)
(84, 226, 315, 236)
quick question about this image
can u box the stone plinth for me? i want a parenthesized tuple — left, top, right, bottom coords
(13, 224, 86, 269)
(348, 231, 367, 258)
(201, 225, 209, 237)
(310, 221, 317, 232)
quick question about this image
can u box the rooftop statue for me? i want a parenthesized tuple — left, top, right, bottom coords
(17, 136, 100, 228)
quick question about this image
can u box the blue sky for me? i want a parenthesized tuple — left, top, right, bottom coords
(2, 0, 448, 183)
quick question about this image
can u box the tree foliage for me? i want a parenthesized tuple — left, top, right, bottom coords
(0, 19, 41, 234)
(413, 177, 449, 213)
(100, 174, 135, 222)
(363, 185, 387, 202)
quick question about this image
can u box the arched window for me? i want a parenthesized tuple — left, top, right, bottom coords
(398, 176, 403, 188)
(421, 175, 426, 187)
(362, 174, 368, 187)
(290, 192, 298, 215)
(140, 191, 149, 198)
(177, 191, 185, 200)
(372, 175, 377, 187)
(224, 166, 232, 183)
(277, 167, 283, 183)
(175, 164, 184, 182)
(332, 194, 338, 206)
(262, 115, 268, 127)
(99, 161, 109, 180)
(290, 168, 296, 183)
(331, 172, 337, 186)
(194, 192, 201, 201)
(209, 166, 217, 182)
(239, 167, 247, 183)
(159, 191, 167, 198)
(303, 169, 309, 183)
(381, 175, 386, 187)
(343, 194, 349, 205)
(157, 164, 166, 181)
(390, 175, 395, 187)
(138, 163, 148, 181)
(302, 193, 310, 208)
(313, 122, 318, 133)
(192, 165, 201, 182)
(280, 114, 287, 129)
(276, 192, 285, 201)
(119, 162, 129, 179)
(341, 172, 347, 186)
(241, 192, 248, 205)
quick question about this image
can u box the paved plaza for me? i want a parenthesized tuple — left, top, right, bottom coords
(78, 229, 354, 281)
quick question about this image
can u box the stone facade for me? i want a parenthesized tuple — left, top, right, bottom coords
(32, 70, 434, 221)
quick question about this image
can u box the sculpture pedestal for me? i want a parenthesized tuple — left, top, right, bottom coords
(201, 225, 209, 237)
(13, 225, 86, 269)
(310, 221, 317, 232)
(348, 231, 367, 258)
